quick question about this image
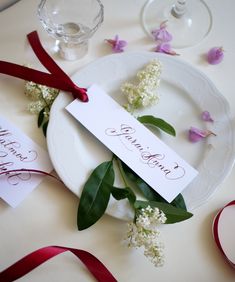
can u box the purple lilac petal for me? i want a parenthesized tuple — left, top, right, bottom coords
(105, 35, 127, 53)
(113, 40, 127, 52)
(188, 127, 209, 142)
(207, 47, 224, 65)
(154, 43, 178, 56)
(201, 111, 214, 122)
(188, 127, 216, 143)
(152, 26, 173, 42)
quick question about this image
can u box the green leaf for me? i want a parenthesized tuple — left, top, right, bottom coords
(171, 194, 187, 210)
(121, 162, 163, 201)
(134, 200, 193, 224)
(137, 115, 176, 136)
(42, 120, 49, 137)
(77, 161, 114, 230)
(129, 171, 159, 200)
(111, 186, 136, 206)
(37, 108, 45, 128)
(121, 162, 187, 210)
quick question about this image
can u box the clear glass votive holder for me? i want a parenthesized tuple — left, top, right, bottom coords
(38, 0, 104, 60)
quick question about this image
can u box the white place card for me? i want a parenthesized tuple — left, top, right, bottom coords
(0, 116, 53, 207)
(66, 84, 198, 202)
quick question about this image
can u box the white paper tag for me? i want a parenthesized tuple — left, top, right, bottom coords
(0, 116, 53, 207)
(66, 84, 198, 202)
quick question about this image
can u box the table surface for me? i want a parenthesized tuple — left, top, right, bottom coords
(0, 0, 235, 281)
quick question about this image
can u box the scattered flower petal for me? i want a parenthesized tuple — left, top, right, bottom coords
(151, 21, 173, 43)
(188, 126, 216, 143)
(201, 110, 214, 122)
(207, 47, 224, 65)
(154, 43, 179, 56)
(105, 35, 127, 53)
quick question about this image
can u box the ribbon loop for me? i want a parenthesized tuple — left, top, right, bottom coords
(72, 85, 89, 101)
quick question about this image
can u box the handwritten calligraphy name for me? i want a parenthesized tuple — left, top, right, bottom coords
(0, 129, 37, 162)
(0, 128, 38, 185)
(105, 124, 185, 180)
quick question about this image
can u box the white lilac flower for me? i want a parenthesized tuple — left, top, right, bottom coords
(24, 81, 59, 114)
(27, 100, 45, 114)
(24, 81, 43, 100)
(125, 205, 167, 267)
(121, 59, 162, 112)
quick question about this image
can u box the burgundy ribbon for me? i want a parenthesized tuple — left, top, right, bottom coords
(0, 32, 117, 281)
(213, 200, 235, 269)
(0, 31, 88, 102)
(0, 245, 117, 282)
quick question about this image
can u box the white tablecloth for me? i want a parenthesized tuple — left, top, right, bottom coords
(0, 1, 235, 281)
(0, 0, 20, 11)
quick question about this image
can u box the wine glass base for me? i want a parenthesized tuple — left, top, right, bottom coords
(141, 0, 212, 48)
(58, 40, 88, 61)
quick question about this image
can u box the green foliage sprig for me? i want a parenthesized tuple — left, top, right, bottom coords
(77, 116, 192, 230)
(24, 80, 59, 136)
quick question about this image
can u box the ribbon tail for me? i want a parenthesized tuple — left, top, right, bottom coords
(27, 31, 70, 80)
(0, 246, 117, 282)
(69, 247, 117, 282)
(0, 247, 65, 282)
(0, 61, 63, 90)
(0, 61, 48, 83)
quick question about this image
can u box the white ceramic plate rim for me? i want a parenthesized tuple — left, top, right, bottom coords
(47, 51, 235, 220)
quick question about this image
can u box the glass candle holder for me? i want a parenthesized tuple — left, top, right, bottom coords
(38, 0, 104, 60)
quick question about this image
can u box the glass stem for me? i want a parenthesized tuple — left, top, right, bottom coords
(171, 0, 187, 18)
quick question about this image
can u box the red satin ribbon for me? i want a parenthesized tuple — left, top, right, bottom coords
(0, 32, 116, 281)
(0, 245, 117, 282)
(213, 200, 235, 269)
(0, 31, 88, 102)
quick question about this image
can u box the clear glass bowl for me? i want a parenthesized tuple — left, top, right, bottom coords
(38, 0, 104, 60)
(141, 0, 212, 49)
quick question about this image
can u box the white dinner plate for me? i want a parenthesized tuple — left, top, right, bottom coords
(47, 51, 235, 220)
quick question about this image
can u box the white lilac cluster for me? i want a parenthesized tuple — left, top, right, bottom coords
(24, 81, 59, 117)
(126, 205, 167, 267)
(121, 59, 162, 112)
